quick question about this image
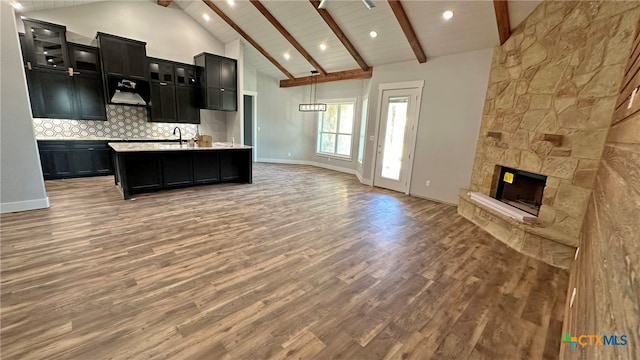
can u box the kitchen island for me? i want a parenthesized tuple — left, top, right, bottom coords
(109, 142, 252, 199)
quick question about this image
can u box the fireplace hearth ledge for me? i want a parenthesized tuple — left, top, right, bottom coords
(468, 192, 537, 223)
(458, 189, 578, 269)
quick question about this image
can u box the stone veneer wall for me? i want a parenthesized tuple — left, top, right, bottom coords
(32, 104, 198, 139)
(467, 1, 640, 241)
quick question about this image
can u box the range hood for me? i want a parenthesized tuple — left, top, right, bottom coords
(110, 79, 146, 105)
(105, 76, 150, 106)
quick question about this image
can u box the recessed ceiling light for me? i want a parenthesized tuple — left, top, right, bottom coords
(369, 31, 378, 39)
(203, 14, 210, 21)
(442, 10, 454, 20)
(319, 43, 327, 51)
(12, 2, 23, 10)
(284, 53, 290, 60)
(227, 0, 234, 5)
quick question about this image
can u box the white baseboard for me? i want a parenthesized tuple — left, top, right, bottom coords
(256, 158, 363, 179)
(256, 158, 315, 166)
(0, 197, 50, 214)
(409, 193, 457, 206)
(355, 171, 372, 186)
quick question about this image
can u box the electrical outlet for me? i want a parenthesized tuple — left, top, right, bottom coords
(425, 180, 431, 187)
(288, 152, 291, 157)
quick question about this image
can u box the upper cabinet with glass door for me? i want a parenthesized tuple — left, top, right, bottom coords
(22, 19, 70, 70)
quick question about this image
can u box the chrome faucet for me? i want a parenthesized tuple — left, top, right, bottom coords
(173, 127, 182, 144)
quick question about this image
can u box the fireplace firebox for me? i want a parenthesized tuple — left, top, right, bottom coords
(492, 166, 547, 216)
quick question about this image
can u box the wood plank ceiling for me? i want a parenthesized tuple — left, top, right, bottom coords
(16, 0, 542, 86)
(174, 0, 541, 86)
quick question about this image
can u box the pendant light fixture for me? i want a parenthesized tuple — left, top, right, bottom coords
(299, 70, 326, 112)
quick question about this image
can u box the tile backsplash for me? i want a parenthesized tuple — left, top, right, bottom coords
(33, 105, 198, 139)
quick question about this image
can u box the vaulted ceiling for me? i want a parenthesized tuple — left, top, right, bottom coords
(16, 0, 541, 85)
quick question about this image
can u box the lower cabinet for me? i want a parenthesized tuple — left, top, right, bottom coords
(162, 153, 193, 187)
(113, 149, 252, 199)
(38, 140, 114, 180)
(93, 148, 114, 174)
(193, 152, 220, 184)
(220, 150, 251, 181)
(49, 149, 74, 177)
(124, 153, 163, 191)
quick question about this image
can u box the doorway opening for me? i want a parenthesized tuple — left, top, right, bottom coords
(243, 91, 257, 161)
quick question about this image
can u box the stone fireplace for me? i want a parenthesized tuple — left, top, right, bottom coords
(458, 1, 640, 269)
(492, 166, 547, 216)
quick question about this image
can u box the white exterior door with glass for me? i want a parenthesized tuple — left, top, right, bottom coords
(373, 88, 421, 193)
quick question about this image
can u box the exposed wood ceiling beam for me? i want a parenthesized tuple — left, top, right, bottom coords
(202, 0, 295, 80)
(157, 0, 174, 7)
(250, 0, 327, 76)
(493, 0, 511, 45)
(387, 0, 426, 63)
(309, 0, 370, 71)
(280, 68, 372, 88)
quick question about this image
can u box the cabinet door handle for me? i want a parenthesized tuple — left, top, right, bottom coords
(87, 148, 94, 150)
(160, 82, 168, 86)
(221, 88, 224, 92)
(26, 62, 32, 70)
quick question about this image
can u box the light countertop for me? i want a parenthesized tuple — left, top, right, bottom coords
(109, 142, 252, 152)
(37, 137, 181, 141)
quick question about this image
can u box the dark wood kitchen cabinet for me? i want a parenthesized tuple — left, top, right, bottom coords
(37, 141, 114, 180)
(68, 43, 107, 120)
(175, 64, 200, 123)
(112, 148, 251, 199)
(19, 31, 107, 120)
(73, 74, 107, 120)
(194, 53, 237, 111)
(149, 58, 177, 123)
(96, 33, 148, 81)
(192, 152, 220, 184)
(123, 153, 163, 191)
(27, 68, 76, 119)
(149, 58, 200, 124)
(175, 86, 200, 123)
(22, 19, 70, 70)
(162, 153, 193, 187)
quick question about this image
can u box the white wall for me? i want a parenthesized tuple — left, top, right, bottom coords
(243, 60, 257, 92)
(255, 72, 308, 160)
(1, 2, 49, 213)
(254, 70, 367, 174)
(364, 48, 493, 204)
(225, 40, 243, 143)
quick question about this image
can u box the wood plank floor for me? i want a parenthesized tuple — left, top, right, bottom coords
(0, 163, 568, 360)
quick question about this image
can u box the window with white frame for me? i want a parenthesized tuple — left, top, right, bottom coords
(317, 100, 355, 158)
(357, 98, 368, 164)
